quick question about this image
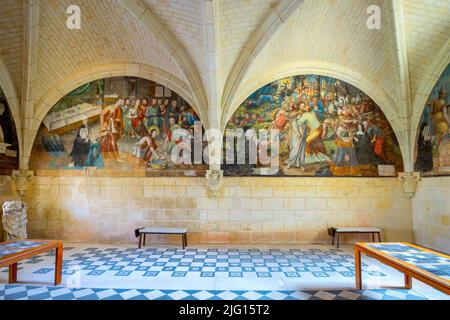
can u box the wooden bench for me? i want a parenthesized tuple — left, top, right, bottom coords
(135, 227, 188, 249)
(355, 242, 450, 294)
(328, 227, 381, 248)
(0, 240, 63, 285)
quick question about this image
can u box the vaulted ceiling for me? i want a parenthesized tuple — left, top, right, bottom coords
(0, 0, 449, 170)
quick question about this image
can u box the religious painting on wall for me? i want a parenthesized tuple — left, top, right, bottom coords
(414, 64, 450, 176)
(223, 75, 403, 177)
(29, 76, 208, 176)
(0, 87, 19, 175)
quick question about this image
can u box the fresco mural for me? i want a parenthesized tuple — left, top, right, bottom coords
(30, 77, 207, 176)
(0, 87, 19, 175)
(414, 64, 450, 176)
(224, 75, 403, 177)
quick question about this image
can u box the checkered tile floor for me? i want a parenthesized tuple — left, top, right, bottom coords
(0, 284, 429, 300)
(1, 244, 448, 300)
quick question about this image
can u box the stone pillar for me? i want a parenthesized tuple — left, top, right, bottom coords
(11, 170, 34, 198)
(398, 172, 421, 198)
(205, 169, 223, 197)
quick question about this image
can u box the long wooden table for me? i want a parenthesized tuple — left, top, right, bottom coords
(355, 242, 450, 294)
(0, 240, 63, 285)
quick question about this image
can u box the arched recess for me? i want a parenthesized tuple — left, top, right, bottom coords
(24, 62, 205, 168)
(221, 61, 409, 170)
(410, 41, 450, 158)
(0, 57, 22, 156)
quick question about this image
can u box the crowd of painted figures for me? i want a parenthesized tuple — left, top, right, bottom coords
(96, 96, 199, 164)
(41, 95, 200, 169)
(226, 75, 403, 176)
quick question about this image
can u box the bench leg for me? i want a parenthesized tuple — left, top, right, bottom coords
(378, 232, 382, 242)
(336, 233, 340, 248)
(404, 274, 412, 289)
(8, 263, 17, 284)
(355, 247, 362, 290)
(138, 234, 142, 249)
(55, 243, 63, 285)
(372, 233, 375, 242)
(331, 232, 335, 246)
(143, 234, 146, 247)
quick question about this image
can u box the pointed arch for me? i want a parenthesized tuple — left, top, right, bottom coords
(25, 62, 201, 167)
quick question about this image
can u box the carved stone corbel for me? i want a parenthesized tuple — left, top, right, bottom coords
(205, 169, 223, 197)
(398, 172, 421, 198)
(11, 170, 34, 198)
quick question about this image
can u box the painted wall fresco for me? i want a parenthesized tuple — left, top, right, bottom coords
(30, 77, 207, 176)
(224, 75, 403, 176)
(0, 87, 19, 175)
(414, 64, 450, 176)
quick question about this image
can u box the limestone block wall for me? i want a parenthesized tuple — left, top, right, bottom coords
(413, 177, 450, 254)
(15, 175, 414, 245)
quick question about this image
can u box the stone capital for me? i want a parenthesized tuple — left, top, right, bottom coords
(205, 169, 223, 198)
(11, 170, 34, 198)
(398, 172, 421, 198)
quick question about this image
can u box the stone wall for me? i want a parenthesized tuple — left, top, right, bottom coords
(15, 174, 414, 245)
(413, 177, 450, 253)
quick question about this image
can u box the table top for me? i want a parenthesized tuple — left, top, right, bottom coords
(356, 242, 450, 282)
(140, 227, 187, 234)
(0, 240, 61, 263)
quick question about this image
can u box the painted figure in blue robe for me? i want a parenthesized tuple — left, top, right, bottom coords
(414, 121, 433, 172)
